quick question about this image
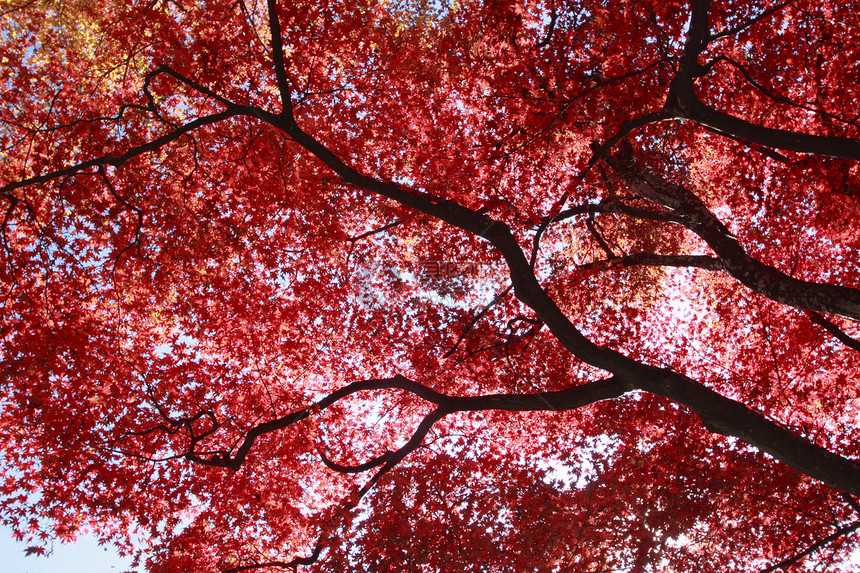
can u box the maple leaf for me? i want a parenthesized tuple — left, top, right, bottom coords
(24, 545, 47, 557)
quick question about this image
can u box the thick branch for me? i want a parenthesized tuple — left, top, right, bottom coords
(513, 238, 860, 495)
(603, 153, 860, 320)
(677, 0, 711, 84)
(267, 0, 293, 115)
(662, 0, 860, 159)
(673, 96, 860, 160)
(579, 253, 723, 272)
(252, 109, 505, 240)
(807, 312, 860, 352)
(628, 366, 860, 496)
(187, 376, 631, 471)
(186, 377, 441, 470)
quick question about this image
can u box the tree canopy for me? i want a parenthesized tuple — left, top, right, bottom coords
(1, 0, 859, 570)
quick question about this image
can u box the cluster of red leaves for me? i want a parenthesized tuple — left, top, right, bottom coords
(1, 0, 859, 571)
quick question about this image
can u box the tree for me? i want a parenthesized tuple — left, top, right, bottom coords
(1, 0, 859, 570)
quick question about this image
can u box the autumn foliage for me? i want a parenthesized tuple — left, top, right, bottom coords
(1, 0, 860, 570)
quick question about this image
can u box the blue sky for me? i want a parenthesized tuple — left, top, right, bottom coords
(0, 527, 137, 573)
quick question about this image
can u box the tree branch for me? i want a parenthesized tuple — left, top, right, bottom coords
(585, 213, 616, 259)
(357, 407, 448, 496)
(684, 0, 711, 70)
(709, 2, 790, 43)
(151, 64, 238, 108)
(319, 449, 392, 474)
(443, 285, 513, 358)
(579, 253, 723, 272)
(807, 312, 860, 352)
(266, 0, 293, 116)
(346, 219, 404, 243)
(673, 96, 860, 160)
(222, 543, 322, 573)
(7, 27, 857, 501)
(181, 368, 860, 496)
(184, 375, 630, 471)
(760, 520, 860, 572)
(0, 110, 239, 197)
(587, 111, 672, 169)
(554, 200, 684, 225)
(535, 7, 557, 49)
(843, 493, 860, 515)
(663, 0, 860, 159)
(603, 152, 860, 320)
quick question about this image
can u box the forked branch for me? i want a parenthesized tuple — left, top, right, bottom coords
(665, 0, 860, 159)
(0, 110, 239, 197)
(175, 369, 860, 497)
(183, 375, 630, 472)
(602, 152, 860, 321)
